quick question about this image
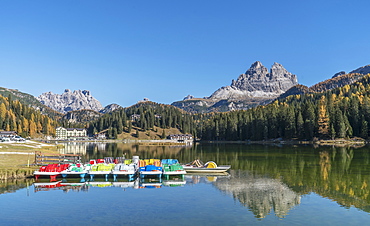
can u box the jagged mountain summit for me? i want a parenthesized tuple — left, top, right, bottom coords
(172, 61, 298, 113)
(37, 89, 103, 114)
(210, 61, 298, 100)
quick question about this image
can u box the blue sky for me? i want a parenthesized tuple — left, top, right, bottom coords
(1, 0, 370, 107)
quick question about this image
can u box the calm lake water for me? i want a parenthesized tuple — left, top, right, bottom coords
(1, 143, 370, 225)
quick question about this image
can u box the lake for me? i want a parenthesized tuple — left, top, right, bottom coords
(1, 143, 370, 225)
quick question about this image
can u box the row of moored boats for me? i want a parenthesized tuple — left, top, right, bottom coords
(33, 156, 231, 181)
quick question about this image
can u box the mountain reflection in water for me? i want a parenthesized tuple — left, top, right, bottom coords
(213, 170, 300, 218)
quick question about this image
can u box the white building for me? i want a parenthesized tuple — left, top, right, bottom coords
(55, 127, 87, 140)
(168, 134, 193, 141)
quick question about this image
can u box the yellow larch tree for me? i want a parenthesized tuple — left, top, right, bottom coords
(318, 96, 330, 137)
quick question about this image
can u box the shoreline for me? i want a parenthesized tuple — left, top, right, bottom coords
(198, 138, 367, 147)
(0, 138, 366, 180)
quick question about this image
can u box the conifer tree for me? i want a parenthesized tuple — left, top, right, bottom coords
(329, 124, 336, 140)
(112, 128, 118, 139)
(117, 119, 123, 134)
(296, 111, 304, 139)
(303, 102, 315, 139)
(128, 122, 132, 133)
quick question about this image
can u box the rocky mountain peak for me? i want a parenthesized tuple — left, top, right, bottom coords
(216, 61, 297, 100)
(183, 95, 194, 101)
(242, 61, 269, 81)
(349, 64, 370, 75)
(82, 90, 90, 96)
(99, 103, 122, 114)
(332, 71, 346, 78)
(250, 61, 264, 69)
(37, 89, 103, 114)
(270, 62, 291, 78)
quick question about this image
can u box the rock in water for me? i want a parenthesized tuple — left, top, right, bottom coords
(37, 89, 103, 114)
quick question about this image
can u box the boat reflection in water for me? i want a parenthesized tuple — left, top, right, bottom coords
(33, 178, 141, 192)
(33, 175, 188, 192)
(33, 179, 90, 193)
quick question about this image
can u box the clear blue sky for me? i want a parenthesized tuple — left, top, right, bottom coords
(1, 0, 370, 107)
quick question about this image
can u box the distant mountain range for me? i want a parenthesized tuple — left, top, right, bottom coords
(1, 61, 369, 122)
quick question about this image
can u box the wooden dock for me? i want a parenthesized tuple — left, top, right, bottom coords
(34, 151, 81, 165)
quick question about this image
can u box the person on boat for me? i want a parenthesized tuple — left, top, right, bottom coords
(190, 159, 203, 167)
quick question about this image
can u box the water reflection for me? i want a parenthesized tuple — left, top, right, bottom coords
(33, 179, 89, 193)
(319, 151, 331, 181)
(58, 142, 191, 161)
(4, 143, 370, 220)
(0, 179, 33, 195)
(58, 142, 109, 155)
(56, 142, 370, 215)
(213, 170, 300, 219)
(58, 142, 89, 155)
(180, 144, 370, 215)
(32, 176, 189, 192)
(184, 173, 230, 185)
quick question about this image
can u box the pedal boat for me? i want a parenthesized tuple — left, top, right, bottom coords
(182, 160, 231, 173)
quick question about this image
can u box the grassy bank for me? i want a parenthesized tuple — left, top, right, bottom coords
(0, 140, 59, 179)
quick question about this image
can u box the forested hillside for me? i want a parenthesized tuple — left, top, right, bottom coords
(310, 73, 364, 92)
(3, 70, 369, 142)
(87, 102, 196, 139)
(197, 74, 370, 141)
(0, 94, 58, 137)
(0, 87, 62, 119)
(61, 109, 102, 128)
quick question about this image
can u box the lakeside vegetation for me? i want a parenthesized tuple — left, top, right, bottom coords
(0, 141, 59, 179)
(3, 74, 370, 144)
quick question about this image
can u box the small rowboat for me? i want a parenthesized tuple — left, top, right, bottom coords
(182, 160, 231, 173)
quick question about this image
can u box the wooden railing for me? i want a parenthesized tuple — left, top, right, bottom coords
(34, 151, 81, 165)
